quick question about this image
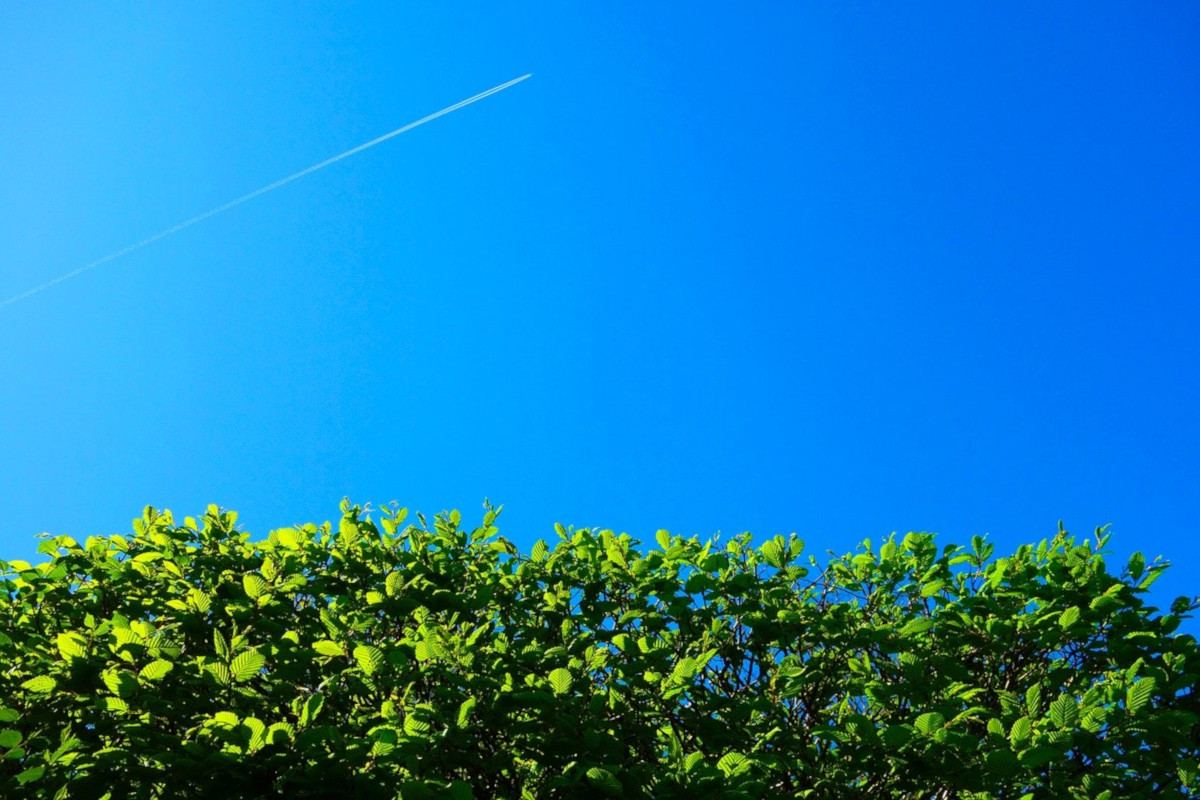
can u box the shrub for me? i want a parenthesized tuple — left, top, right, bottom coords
(1, 501, 1197, 798)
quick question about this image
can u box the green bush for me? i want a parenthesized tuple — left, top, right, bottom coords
(1, 501, 1197, 799)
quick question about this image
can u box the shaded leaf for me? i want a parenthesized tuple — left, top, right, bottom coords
(585, 767, 623, 796)
(103, 670, 137, 698)
(1049, 695, 1078, 729)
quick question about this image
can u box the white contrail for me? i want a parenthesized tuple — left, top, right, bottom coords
(0, 73, 532, 310)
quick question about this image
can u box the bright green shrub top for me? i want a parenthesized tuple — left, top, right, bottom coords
(1, 501, 1197, 799)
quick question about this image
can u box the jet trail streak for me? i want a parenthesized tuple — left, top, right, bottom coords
(1, 74, 531, 309)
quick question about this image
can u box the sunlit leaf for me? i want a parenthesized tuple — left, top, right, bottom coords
(717, 752, 749, 776)
(457, 697, 477, 728)
(313, 640, 343, 657)
(231, 650, 266, 682)
(1058, 606, 1081, 628)
(548, 668, 573, 695)
(403, 715, 431, 736)
(56, 632, 87, 662)
(354, 645, 385, 675)
(243, 574, 270, 599)
(138, 659, 174, 682)
(1126, 678, 1156, 714)
(900, 618, 933, 636)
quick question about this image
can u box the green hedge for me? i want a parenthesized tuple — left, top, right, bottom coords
(1, 501, 1197, 798)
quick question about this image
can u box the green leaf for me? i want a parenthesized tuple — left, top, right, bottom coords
(102, 697, 128, 713)
(243, 573, 270, 599)
(267, 722, 294, 745)
(1058, 606, 1081, 628)
(231, 649, 266, 682)
(1009, 716, 1032, 747)
(457, 697, 477, 728)
(985, 749, 1019, 775)
(1049, 695, 1078, 728)
(1126, 677, 1156, 714)
(530, 539, 549, 562)
(205, 662, 232, 686)
(103, 670, 137, 698)
(214, 629, 229, 660)
(313, 640, 344, 657)
(1128, 551, 1146, 580)
(243, 717, 267, 752)
(671, 657, 699, 684)
(210, 711, 239, 728)
(385, 571, 404, 597)
(15, 765, 44, 784)
(548, 668, 573, 695)
(717, 752, 749, 776)
(0, 729, 22, 749)
(56, 632, 88, 662)
(914, 712, 945, 735)
(881, 725, 913, 749)
(656, 529, 671, 550)
(1018, 745, 1060, 769)
(300, 693, 324, 727)
(760, 540, 784, 568)
(277, 528, 303, 549)
(354, 645, 385, 676)
(404, 715, 431, 736)
(900, 618, 933, 636)
(0, 709, 17, 723)
(1089, 594, 1122, 614)
(1026, 685, 1042, 717)
(585, 767, 623, 796)
(138, 659, 174, 682)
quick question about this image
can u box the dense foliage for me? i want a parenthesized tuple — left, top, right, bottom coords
(1, 501, 1197, 799)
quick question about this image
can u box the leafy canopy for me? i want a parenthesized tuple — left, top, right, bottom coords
(1, 501, 1197, 799)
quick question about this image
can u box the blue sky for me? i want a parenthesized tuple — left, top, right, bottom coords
(1, 4, 1196, 613)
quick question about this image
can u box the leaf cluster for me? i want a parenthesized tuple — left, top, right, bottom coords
(1, 503, 1197, 799)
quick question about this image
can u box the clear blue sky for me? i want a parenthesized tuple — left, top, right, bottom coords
(1, 4, 1196, 612)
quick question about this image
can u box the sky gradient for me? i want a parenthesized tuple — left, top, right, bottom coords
(1, 4, 1197, 613)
